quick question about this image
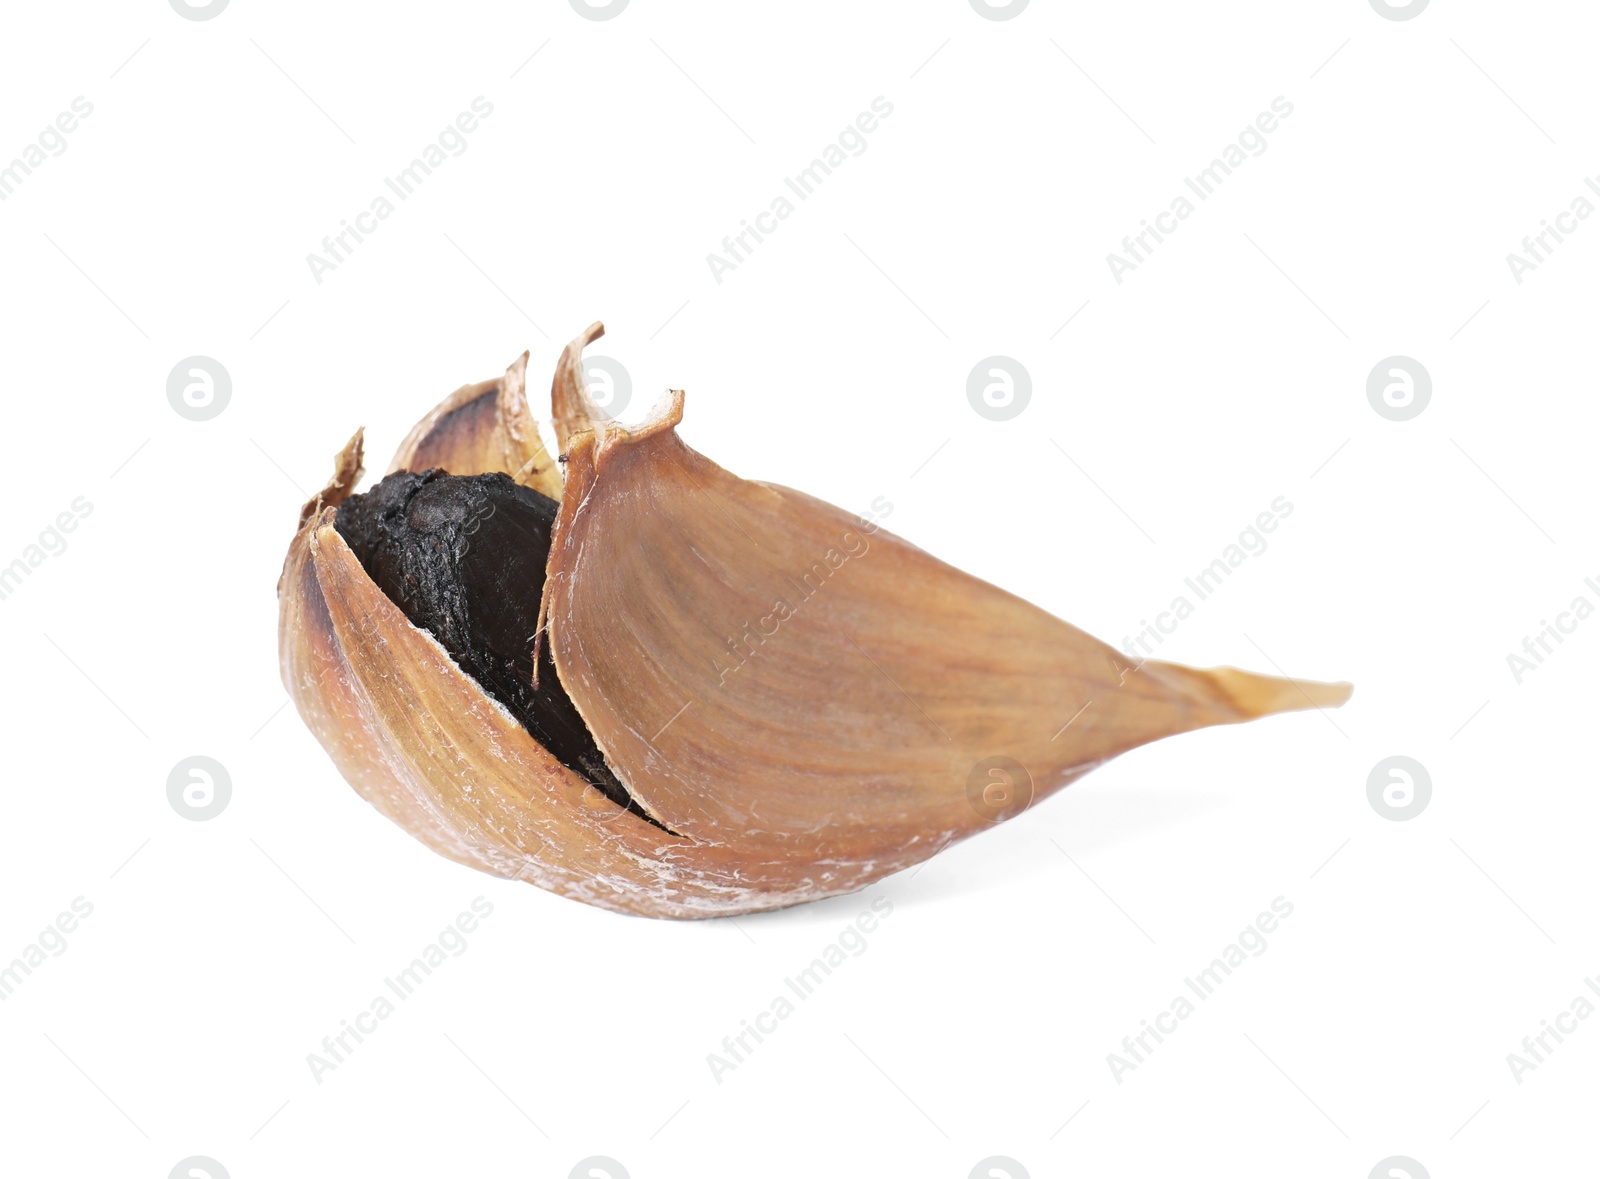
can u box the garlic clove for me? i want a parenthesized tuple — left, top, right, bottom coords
(386, 351, 563, 497)
(278, 323, 1352, 919)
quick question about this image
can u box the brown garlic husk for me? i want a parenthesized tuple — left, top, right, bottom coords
(277, 324, 1351, 919)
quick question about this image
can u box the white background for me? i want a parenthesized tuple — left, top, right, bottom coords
(0, 1, 1594, 1176)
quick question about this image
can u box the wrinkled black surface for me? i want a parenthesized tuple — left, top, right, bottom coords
(334, 470, 650, 821)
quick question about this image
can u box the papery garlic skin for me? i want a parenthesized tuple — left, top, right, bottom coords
(388, 351, 564, 499)
(278, 325, 1351, 919)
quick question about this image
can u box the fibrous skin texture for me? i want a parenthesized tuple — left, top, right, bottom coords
(277, 324, 1352, 918)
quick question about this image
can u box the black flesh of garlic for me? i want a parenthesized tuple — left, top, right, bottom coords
(332, 469, 661, 826)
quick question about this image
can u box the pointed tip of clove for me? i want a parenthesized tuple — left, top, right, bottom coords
(297, 427, 365, 529)
(1205, 666, 1353, 719)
